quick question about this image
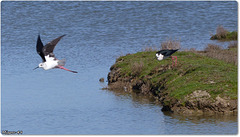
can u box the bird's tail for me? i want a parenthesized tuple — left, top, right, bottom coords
(58, 59, 66, 66)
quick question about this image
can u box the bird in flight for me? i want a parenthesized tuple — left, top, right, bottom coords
(33, 34, 78, 73)
(156, 49, 178, 66)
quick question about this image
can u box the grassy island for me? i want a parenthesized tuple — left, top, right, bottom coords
(210, 25, 237, 41)
(107, 43, 237, 115)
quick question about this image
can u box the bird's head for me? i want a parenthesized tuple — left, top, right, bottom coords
(33, 63, 45, 70)
(38, 63, 45, 68)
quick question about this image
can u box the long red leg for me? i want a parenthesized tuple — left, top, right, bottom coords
(171, 56, 177, 66)
(174, 56, 177, 66)
(171, 56, 175, 67)
(58, 65, 78, 73)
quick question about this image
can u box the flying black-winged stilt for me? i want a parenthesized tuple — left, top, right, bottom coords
(156, 49, 179, 66)
(33, 34, 78, 73)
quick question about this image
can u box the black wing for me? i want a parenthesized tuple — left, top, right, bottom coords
(156, 49, 178, 56)
(42, 34, 66, 56)
(36, 35, 46, 62)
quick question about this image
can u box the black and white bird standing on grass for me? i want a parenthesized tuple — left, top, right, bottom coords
(156, 49, 179, 66)
(33, 34, 78, 73)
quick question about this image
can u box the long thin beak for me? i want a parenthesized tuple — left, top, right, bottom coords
(33, 66, 39, 70)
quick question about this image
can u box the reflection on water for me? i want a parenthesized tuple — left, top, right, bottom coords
(104, 87, 159, 106)
(106, 87, 238, 135)
(164, 112, 237, 124)
(163, 112, 238, 135)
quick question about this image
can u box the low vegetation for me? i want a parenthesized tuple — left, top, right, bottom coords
(210, 25, 237, 41)
(202, 42, 237, 65)
(161, 38, 181, 50)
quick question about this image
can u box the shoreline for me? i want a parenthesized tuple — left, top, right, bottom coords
(106, 49, 237, 115)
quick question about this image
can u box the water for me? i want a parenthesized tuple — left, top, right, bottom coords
(1, 1, 238, 135)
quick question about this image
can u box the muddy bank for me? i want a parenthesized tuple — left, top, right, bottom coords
(107, 51, 237, 115)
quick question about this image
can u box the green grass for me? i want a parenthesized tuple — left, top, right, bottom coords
(210, 31, 238, 41)
(113, 51, 237, 101)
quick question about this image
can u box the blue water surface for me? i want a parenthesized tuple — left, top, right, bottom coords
(1, 1, 238, 135)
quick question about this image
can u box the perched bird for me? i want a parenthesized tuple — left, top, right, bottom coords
(33, 34, 78, 73)
(156, 49, 178, 66)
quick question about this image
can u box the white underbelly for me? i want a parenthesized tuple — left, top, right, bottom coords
(43, 60, 58, 70)
(43, 55, 59, 70)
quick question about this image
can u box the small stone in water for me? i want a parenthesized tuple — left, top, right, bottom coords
(99, 78, 104, 82)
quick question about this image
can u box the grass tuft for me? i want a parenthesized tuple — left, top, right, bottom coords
(161, 38, 181, 50)
(131, 61, 144, 76)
